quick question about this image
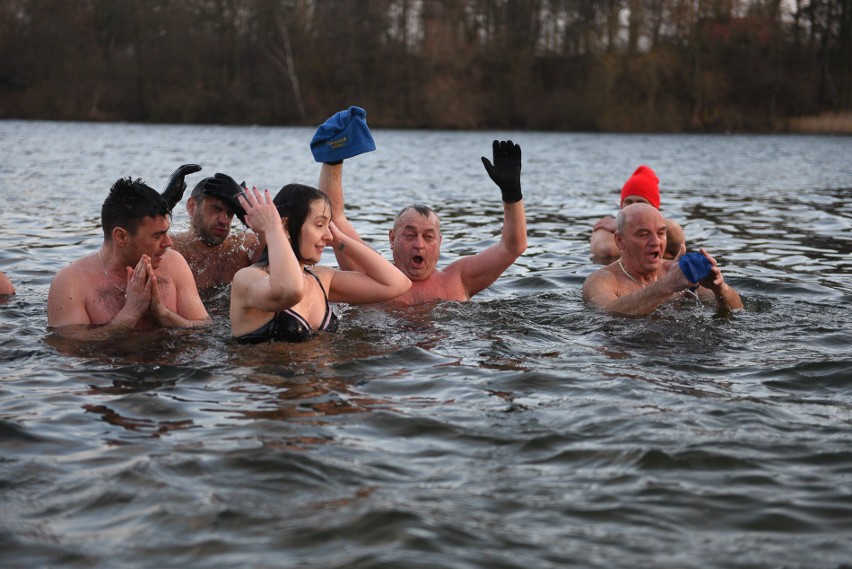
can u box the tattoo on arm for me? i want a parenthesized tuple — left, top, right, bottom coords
(337, 243, 345, 251)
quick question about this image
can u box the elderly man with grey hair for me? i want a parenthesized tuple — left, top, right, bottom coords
(583, 203, 742, 316)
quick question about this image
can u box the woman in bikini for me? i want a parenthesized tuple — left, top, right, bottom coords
(230, 184, 410, 343)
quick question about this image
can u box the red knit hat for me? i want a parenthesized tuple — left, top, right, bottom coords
(620, 165, 660, 209)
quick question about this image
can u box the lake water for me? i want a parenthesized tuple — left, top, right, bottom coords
(1, 120, 851, 568)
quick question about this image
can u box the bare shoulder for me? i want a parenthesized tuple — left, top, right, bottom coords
(51, 255, 94, 287)
(311, 264, 334, 280)
(582, 264, 618, 298)
(232, 263, 266, 285)
(233, 231, 263, 258)
(427, 263, 466, 290)
(170, 231, 193, 253)
(161, 248, 191, 270)
(158, 249, 194, 285)
(236, 231, 260, 247)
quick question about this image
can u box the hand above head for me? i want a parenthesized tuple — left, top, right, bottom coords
(203, 172, 241, 194)
(310, 106, 375, 163)
(237, 187, 284, 238)
(161, 164, 202, 212)
(202, 172, 248, 225)
(481, 140, 522, 203)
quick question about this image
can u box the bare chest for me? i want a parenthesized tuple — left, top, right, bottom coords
(394, 274, 469, 306)
(85, 278, 176, 327)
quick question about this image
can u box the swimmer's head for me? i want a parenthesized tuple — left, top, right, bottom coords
(255, 184, 330, 266)
(615, 202, 662, 236)
(389, 204, 442, 281)
(620, 165, 660, 209)
(101, 177, 169, 239)
(190, 176, 247, 224)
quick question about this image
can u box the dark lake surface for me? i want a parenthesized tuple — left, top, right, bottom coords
(1, 120, 851, 568)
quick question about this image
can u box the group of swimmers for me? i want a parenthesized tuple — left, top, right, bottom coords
(3, 107, 742, 343)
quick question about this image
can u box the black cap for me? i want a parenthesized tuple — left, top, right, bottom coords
(195, 175, 248, 225)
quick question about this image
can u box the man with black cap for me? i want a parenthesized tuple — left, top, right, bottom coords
(311, 107, 527, 306)
(168, 171, 264, 296)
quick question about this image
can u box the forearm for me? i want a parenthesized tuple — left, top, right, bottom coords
(266, 227, 304, 296)
(153, 306, 210, 328)
(602, 283, 678, 316)
(500, 201, 527, 257)
(319, 163, 344, 219)
(320, 162, 369, 271)
(335, 233, 402, 286)
(713, 283, 743, 310)
(49, 305, 141, 338)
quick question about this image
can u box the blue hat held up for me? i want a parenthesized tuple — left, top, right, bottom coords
(678, 252, 713, 284)
(310, 106, 376, 163)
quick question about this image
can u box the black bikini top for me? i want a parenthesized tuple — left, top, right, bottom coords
(236, 267, 339, 344)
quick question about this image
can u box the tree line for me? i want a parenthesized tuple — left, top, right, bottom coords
(0, 0, 849, 132)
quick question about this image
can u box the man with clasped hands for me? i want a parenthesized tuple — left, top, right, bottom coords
(321, 140, 528, 306)
(47, 177, 210, 335)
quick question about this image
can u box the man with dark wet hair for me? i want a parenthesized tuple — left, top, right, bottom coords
(47, 177, 210, 334)
(583, 203, 741, 316)
(170, 173, 263, 294)
(320, 140, 528, 306)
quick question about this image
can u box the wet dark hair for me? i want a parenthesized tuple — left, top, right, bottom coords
(101, 177, 169, 239)
(256, 183, 330, 265)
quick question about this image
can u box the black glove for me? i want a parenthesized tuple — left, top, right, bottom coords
(481, 140, 522, 203)
(161, 164, 202, 212)
(202, 173, 248, 225)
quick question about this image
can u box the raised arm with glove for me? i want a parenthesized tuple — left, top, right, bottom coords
(161, 164, 202, 213)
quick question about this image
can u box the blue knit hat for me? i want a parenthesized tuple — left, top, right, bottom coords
(310, 106, 376, 163)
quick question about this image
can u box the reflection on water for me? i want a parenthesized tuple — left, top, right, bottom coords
(1, 121, 852, 568)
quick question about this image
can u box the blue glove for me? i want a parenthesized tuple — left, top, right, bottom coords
(678, 252, 713, 283)
(310, 106, 376, 163)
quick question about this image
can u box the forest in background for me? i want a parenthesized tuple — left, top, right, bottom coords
(0, 0, 849, 132)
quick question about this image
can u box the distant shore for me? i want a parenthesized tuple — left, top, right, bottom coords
(788, 112, 852, 134)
